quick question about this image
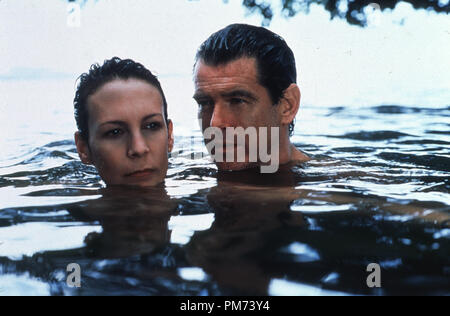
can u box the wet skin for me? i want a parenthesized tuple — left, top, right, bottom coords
(75, 78, 174, 187)
(193, 57, 309, 171)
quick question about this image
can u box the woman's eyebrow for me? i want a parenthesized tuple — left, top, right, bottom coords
(99, 120, 127, 128)
(99, 114, 163, 127)
(141, 113, 163, 121)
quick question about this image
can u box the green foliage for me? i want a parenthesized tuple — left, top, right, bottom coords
(66, 0, 450, 27)
(239, 0, 450, 26)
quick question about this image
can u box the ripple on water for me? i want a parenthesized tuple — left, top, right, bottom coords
(0, 222, 102, 260)
(330, 130, 414, 141)
(378, 152, 450, 172)
(0, 104, 449, 295)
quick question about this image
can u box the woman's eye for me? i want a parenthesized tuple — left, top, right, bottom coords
(144, 122, 162, 130)
(105, 128, 123, 137)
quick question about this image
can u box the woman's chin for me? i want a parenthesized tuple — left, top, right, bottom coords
(105, 177, 165, 188)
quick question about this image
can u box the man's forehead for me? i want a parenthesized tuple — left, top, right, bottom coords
(194, 57, 259, 83)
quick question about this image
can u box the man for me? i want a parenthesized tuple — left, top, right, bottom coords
(193, 23, 310, 173)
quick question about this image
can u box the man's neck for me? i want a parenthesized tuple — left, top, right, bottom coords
(278, 135, 310, 166)
(290, 144, 310, 163)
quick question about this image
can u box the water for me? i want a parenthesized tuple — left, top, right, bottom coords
(0, 80, 449, 296)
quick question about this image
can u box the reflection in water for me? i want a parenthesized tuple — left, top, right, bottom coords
(0, 104, 449, 295)
(68, 186, 178, 258)
(185, 172, 450, 295)
(62, 187, 205, 295)
(186, 177, 307, 295)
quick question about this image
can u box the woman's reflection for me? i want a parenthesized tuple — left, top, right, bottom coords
(69, 186, 178, 258)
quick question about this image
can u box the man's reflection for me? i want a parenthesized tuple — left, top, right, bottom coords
(186, 169, 307, 295)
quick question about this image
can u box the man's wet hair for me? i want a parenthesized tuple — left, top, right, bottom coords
(74, 57, 168, 141)
(196, 23, 297, 135)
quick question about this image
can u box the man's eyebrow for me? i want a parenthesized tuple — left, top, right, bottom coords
(193, 89, 259, 102)
(221, 90, 258, 102)
(99, 114, 162, 127)
(193, 91, 210, 101)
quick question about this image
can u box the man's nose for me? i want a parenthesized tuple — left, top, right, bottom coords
(210, 104, 234, 129)
(127, 132, 150, 158)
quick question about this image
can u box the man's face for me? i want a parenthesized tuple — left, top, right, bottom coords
(76, 78, 173, 187)
(193, 57, 280, 171)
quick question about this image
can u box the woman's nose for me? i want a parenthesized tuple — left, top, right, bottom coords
(127, 132, 150, 158)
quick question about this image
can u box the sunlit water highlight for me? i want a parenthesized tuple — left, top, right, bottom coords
(0, 80, 449, 296)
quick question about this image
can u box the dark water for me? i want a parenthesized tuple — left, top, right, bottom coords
(0, 104, 449, 295)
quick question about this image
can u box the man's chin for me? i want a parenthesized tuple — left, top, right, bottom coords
(215, 161, 259, 172)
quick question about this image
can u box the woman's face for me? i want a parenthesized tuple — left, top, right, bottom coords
(75, 78, 173, 187)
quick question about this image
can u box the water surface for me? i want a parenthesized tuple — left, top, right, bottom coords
(0, 81, 449, 295)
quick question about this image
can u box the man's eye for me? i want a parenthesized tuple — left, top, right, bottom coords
(230, 98, 246, 105)
(197, 100, 214, 109)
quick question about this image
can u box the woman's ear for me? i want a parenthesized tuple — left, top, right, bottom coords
(278, 83, 301, 127)
(74, 132, 93, 165)
(167, 120, 174, 153)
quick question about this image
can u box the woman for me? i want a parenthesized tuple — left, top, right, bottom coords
(74, 57, 174, 187)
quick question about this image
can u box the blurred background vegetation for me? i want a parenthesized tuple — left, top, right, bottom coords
(68, 0, 450, 26)
(238, 0, 450, 26)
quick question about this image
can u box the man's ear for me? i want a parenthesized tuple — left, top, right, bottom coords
(167, 120, 174, 153)
(278, 83, 301, 127)
(74, 132, 93, 165)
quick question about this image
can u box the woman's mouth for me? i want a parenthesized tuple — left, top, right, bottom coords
(125, 168, 155, 178)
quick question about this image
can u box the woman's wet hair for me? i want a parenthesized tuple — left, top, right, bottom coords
(74, 57, 168, 141)
(196, 23, 297, 136)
